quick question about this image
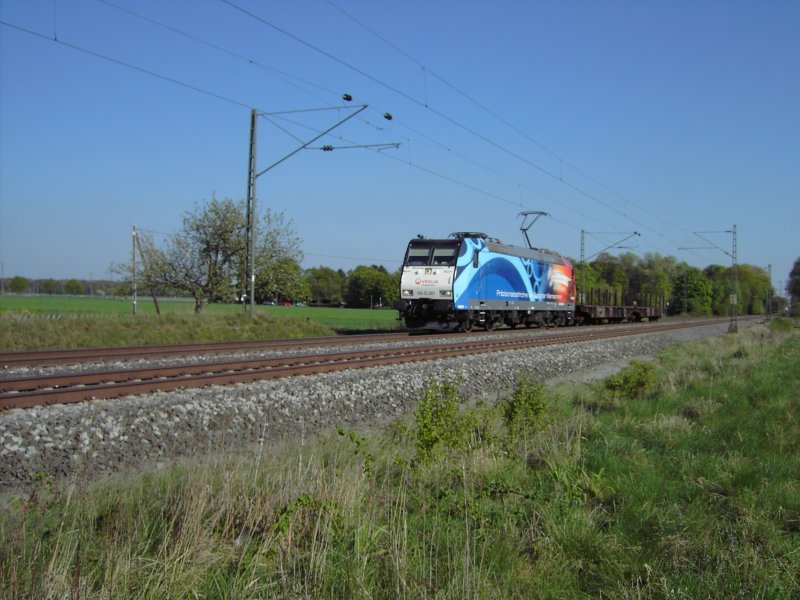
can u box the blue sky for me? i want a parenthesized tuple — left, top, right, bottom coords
(1, 0, 798, 293)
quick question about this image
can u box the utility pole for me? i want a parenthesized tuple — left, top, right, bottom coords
(731, 224, 738, 332)
(580, 229, 585, 263)
(244, 108, 257, 318)
(580, 230, 585, 303)
(683, 271, 688, 314)
(243, 96, 397, 320)
(132, 225, 137, 315)
(766, 264, 772, 320)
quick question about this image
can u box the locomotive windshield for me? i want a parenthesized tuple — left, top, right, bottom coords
(404, 241, 459, 267)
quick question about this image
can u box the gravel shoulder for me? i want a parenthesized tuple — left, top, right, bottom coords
(0, 321, 750, 496)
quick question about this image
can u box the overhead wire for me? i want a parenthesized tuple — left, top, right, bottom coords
(95, 0, 571, 225)
(95, 0, 339, 104)
(84, 0, 642, 248)
(0, 20, 252, 110)
(108, 0, 573, 219)
(252, 109, 624, 244)
(5, 6, 704, 265)
(0, 18, 536, 230)
(332, 3, 705, 259)
(218, 0, 690, 257)
(325, 0, 695, 240)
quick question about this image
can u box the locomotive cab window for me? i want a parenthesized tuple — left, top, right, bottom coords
(432, 247, 457, 266)
(405, 246, 432, 266)
(405, 241, 460, 267)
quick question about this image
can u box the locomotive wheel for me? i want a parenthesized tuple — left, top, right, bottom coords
(484, 318, 495, 331)
(461, 320, 473, 333)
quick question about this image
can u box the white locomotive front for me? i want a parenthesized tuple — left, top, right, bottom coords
(396, 237, 460, 330)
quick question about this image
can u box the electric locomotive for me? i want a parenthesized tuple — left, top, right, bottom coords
(394, 232, 575, 332)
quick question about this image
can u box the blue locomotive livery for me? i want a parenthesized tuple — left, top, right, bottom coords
(395, 232, 575, 332)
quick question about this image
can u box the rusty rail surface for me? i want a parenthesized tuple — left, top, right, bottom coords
(0, 332, 412, 368)
(0, 319, 735, 411)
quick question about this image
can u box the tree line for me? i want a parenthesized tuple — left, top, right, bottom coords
(576, 253, 794, 316)
(3, 196, 798, 316)
(2, 276, 119, 297)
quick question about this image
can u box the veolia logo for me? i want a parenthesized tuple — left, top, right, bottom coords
(415, 278, 437, 285)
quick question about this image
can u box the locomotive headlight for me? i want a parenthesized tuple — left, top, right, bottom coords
(439, 290, 452, 297)
(402, 289, 414, 297)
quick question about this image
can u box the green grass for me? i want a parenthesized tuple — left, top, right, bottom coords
(259, 304, 400, 331)
(0, 295, 401, 328)
(572, 321, 800, 597)
(2, 320, 798, 597)
(0, 295, 177, 315)
(0, 296, 401, 350)
(0, 312, 337, 351)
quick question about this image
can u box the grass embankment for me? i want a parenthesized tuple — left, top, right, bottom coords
(0, 313, 334, 351)
(2, 320, 799, 598)
(0, 297, 401, 350)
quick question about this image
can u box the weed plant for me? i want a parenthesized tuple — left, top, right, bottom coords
(1, 322, 798, 598)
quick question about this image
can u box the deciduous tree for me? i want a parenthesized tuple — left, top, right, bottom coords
(126, 199, 304, 313)
(254, 257, 310, 304)
(139, 197, 246, 313)
(786, 257, 800, 316)
(670, 265, 712, 315)
(41, 279, 60, 295)
(251, 209, 304, 302)
(7, 276, 28, 293)
(64, 279, 84, 295)
(345, 265, 394, 308)
(305, 266, 346, 305)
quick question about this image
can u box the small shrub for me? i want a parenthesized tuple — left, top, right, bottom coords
(604, 360, 656, 399)
(502, 377, 547, 443)
(414, 379, 468, 462)
(769, 316, 795, 333)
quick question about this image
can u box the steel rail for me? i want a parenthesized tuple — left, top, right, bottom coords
(0, 317, 730, 368)
(0, 331, 412, 367)
(0, 319, 733, 411)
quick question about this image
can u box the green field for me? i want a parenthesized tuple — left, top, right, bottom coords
(0, 295, 399, 326)
(0, 295, 401, 350)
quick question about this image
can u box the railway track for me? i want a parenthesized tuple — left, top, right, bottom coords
(0, 331, 413, 368)
(0, 318, 733, 411)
